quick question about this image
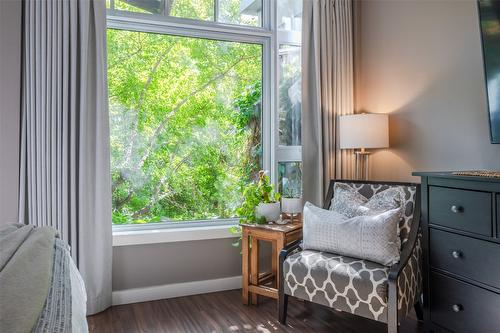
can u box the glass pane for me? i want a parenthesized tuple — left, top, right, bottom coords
(107, 29, 263, 224)
(278, 162, 302, 198)
(278, 44, 301, 146)
(114, 0, 215, 21)
(169, 0, 214, 21)
(115, 0, 163, 14)
(277, 0, 302, 33)
(219, 0, 262, 27)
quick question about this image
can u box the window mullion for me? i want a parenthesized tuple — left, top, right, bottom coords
(214, 0, 219, 22)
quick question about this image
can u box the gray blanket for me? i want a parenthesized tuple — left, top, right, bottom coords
(0, 224, 57, 333)
(32, 238, 73, 332)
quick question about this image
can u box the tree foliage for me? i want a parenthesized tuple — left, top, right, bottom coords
(107, 29, 262, 224)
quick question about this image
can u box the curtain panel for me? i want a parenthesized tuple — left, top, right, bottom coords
(302, 0, 355, 206)
(19, 0, 112, 314)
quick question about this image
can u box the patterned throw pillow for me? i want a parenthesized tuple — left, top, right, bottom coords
(303, 202, 402, 266)
(331, 182, 405, 218)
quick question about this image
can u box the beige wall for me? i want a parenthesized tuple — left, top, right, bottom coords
(0, 0, 22, 225)
(113, 238, 241, 290)
(356, 0, 500, 182)
(113, 238, 271, 291)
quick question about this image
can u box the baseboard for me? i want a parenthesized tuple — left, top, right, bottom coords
(112, 275, 242, 305)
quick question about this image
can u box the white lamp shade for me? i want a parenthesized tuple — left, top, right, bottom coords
(339, 114, 389, 149)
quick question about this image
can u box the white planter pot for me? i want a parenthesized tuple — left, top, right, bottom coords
(255, 202, 281, 222)
(281, 198, 302, 214)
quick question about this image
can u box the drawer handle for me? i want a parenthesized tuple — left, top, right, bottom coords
(452, 304, 463, 313)
(450, 205, 463, 213)
(451, 250, 462, 259)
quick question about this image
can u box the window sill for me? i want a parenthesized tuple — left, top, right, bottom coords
(112, 220, 239, 247)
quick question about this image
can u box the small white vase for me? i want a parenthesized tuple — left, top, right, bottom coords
(255, 202, 281, 222)
(281, 198, 302, 215)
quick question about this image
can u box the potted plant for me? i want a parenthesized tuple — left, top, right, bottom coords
(230, 171, 281, 247)
(279, 172, 302, 224)
(237, 170, 281, 224)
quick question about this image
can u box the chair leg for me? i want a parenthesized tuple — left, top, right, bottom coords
(387, 281, 399, 333)
(414, 300, 424, 322)
(387, 320, 399, 333)
(278, 294, 288, 325)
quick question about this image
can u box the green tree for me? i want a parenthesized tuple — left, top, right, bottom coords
(107, 29, 262, 224)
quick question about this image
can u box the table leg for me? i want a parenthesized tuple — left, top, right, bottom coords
(271, 240, 277, 288)
(276, 234, 286, 292)
(250, 237, 259, 305)
(242, 230, 249, 305)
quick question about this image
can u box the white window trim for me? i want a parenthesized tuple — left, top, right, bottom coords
(113, 219, 239, 246)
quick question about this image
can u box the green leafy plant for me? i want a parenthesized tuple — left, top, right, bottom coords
(230, 170, 281, 248)
(236, 170, 281, 225)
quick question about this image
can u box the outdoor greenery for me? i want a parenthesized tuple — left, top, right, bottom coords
(107, 28, 263, 224)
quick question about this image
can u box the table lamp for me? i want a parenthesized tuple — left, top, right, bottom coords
(339, 114, 389, 180)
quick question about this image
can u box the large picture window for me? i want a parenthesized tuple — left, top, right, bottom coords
(107, 0, 301, 226)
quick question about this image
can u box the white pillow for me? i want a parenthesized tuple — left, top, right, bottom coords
(303, 202, 402, 266)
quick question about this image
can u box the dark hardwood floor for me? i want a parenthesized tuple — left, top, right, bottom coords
(88, 289, 423, 333)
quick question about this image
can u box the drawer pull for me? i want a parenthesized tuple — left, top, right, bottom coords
(452, 304, 463, 313)
(450, 205, 463, 213)
(451, 250, 462, 259)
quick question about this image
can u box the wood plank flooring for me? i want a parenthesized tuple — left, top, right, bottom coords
(87, 289, 423, 333)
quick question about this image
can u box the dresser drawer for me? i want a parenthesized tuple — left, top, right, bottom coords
(429, 186, 492, 236)
(430, 272, 500, 333)
(430, 229, 500, 289)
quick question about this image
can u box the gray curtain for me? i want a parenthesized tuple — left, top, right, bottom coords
(19, 0, 112, 315)
(302, 0, 355, 206)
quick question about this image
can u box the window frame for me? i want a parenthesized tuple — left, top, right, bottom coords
(108, 1, 280, 231)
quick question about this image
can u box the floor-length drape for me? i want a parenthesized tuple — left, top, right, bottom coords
(19, 0, 112, 315)
(302, 0, 355, 206)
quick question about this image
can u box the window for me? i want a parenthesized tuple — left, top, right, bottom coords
(107, 1, 302, 225)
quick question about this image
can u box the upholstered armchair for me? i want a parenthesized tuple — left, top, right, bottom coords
(279, 180, 423, 333)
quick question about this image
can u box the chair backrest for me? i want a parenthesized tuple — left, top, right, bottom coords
(324, 180, 420, 246)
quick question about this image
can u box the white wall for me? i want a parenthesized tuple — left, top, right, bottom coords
(0, 0, 22, 225)
(356, 0, 500, 182)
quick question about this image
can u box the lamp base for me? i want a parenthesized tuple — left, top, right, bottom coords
(354, 150, 371, 180)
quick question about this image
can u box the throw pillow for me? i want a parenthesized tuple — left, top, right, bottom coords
(330, 182, 405, 218)
(303, 201, 402, 266)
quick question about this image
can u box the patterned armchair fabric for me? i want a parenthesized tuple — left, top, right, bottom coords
(282, 181, 422, 326)
(284, 250, 390, 321)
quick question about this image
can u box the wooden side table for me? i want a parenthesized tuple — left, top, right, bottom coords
(241, 221, 302, 305)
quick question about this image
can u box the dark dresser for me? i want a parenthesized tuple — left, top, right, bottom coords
(413, 172, 500, 333)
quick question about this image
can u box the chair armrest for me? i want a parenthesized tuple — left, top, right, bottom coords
(388, 217, 421, 282)
(279, 238, 303, 266)
(387, 216, 423, 326)
(279, 238, 303, 298)
(389, 184, 422, 281)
